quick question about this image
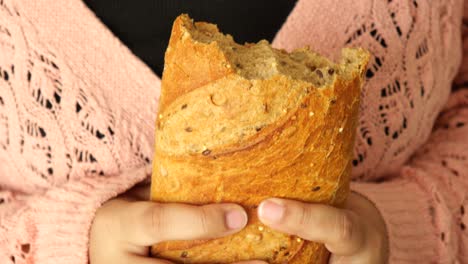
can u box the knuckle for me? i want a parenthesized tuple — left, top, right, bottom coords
(199, 206, 211, 234)
(298, 204, 313, 228)
(151, 204, 166, 238)
(334, 212, 354, 243)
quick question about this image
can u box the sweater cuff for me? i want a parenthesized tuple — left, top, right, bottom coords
(351, 179, 439, 263)
(29, 165, 151, 263)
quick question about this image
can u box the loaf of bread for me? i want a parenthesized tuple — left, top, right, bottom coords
(150, 13, 370, 264)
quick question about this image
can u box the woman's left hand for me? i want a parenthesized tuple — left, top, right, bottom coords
(257, 192, 389, 264)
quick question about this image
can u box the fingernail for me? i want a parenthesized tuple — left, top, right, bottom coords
(225, 209, 247, 230)
(259, 200, 285, 223)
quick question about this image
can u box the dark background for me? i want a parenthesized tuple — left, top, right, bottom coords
(83, 0, 298, 77)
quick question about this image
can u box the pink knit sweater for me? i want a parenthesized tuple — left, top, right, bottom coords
(0, 0, 467, 263)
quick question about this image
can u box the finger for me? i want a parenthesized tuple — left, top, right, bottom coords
(120, 201, 248, 245)
(126, 254, 174, 264)
(257, 198, 365, 255)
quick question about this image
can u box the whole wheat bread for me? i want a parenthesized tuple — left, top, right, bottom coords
(150, 13, 370, 264)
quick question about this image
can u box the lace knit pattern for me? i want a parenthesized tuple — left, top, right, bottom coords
(0, 0, 467, 263)
(0, 0, 160, 262)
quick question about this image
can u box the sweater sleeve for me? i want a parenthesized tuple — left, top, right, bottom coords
(352, 89, 468, 263)
(0, 165, 151, 264)
(0, 0, 161, 262)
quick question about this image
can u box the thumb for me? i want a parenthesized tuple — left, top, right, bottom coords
(257, 198, 365, 255)
(118, 200, 248, 246)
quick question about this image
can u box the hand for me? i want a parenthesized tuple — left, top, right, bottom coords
(90, 183, 266, 264)
(257, 192, 389, 264)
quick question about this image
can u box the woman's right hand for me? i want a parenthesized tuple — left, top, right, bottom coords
(89, 185, 266, 264)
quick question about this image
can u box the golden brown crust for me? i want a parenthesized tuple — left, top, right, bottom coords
(159, 15, 233, 112)
(150, 14, 370, 263)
